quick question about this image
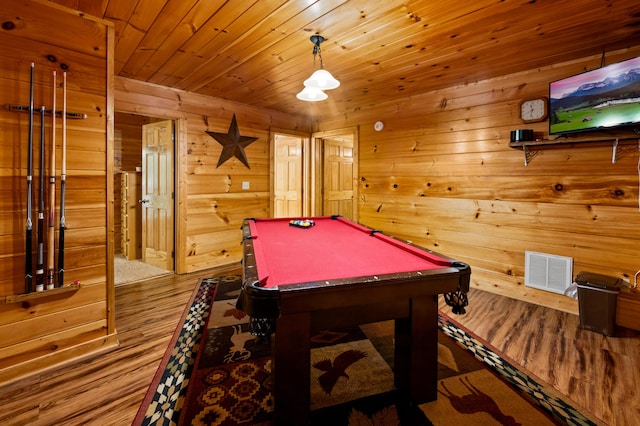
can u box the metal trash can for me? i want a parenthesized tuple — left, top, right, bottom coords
(575, 271, 623, 336)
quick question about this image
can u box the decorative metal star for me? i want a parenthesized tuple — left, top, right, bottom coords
(206, 113, 258, 169)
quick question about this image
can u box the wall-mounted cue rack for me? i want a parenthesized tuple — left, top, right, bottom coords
(3, 103, 88, 119)
(13, 65, 84, 296)
(2, 282, 81, 304)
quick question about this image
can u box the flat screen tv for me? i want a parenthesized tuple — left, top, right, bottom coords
(549, 56, 640, 135)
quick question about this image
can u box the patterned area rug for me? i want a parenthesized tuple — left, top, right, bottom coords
(134, 276, 600, 425)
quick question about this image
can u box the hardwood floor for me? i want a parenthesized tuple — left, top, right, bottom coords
(0, 268, 638, 425)
(438, 289, 640, 426)
(0, 265, 238, 426)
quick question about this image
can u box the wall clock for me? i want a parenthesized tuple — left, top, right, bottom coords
(519, 97, 548, 123)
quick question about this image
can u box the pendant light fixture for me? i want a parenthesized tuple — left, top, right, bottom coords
(296, 86, 328, 102)
(296, 35, 340, 102)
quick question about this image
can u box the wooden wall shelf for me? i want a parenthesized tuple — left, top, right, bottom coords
(509, 136, 640, 166)
(2, 283, 81, 304)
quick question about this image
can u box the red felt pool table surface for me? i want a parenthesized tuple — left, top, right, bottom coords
(248, 216, 453, 288)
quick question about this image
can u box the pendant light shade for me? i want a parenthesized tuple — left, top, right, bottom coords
(296, 35, 339, 102)
(304, 69, 340, 90)
(296, 86, 328, 102)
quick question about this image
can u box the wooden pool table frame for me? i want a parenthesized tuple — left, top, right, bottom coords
(238, 216, 471, 425)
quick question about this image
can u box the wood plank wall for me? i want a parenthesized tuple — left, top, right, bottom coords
(113, 112, 152, 257)
(320, 46, 640, 314)
(114, 77, 311, 273)
(2, 1, 638, 385)
(114, 47, 640, 316)
(0, 1, 116, 384)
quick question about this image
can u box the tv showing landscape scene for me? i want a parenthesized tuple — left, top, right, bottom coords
(549, 56, 640, 135)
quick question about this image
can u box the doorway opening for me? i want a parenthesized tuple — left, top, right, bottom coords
(114, 112, 175, 285)
(271, 127, 358, 220)
(271, 131, 307, 218)
(311, 128, 358, 220)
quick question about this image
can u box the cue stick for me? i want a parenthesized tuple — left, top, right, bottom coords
(46, 70, 57, 290)
(35, 106, 46, 292)
(24, 63, 35, 293)
(58, 72, 67, 287)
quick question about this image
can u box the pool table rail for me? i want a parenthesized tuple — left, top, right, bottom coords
(237, 216, 470, 322)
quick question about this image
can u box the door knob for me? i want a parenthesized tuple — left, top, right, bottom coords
(138, 199, 149, 204)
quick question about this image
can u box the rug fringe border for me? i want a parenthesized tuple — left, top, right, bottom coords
(132, 277, 219, 426)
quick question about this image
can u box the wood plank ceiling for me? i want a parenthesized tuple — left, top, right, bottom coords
(51, 0, 640, 120)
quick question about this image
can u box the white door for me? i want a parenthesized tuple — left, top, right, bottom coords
(322, 136, 355, 220)
(141, 120, 174, 271)
(273, 134, 303, 217)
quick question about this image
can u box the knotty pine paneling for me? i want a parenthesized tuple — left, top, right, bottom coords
(113, 112, 147, 257)
(322, 46, 640, 315)
(114, 174, 122, 255)
(114, 76, 310, 273)
(114, 112, 146, 173)
(358, 173, 640, 207)
(48, 0, 640, 121)
(0, 1, 116, 385)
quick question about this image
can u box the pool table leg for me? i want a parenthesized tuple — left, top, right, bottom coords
(394, 294, 438, 403)
(272, 312, 311, 425)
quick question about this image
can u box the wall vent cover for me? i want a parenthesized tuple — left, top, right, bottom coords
(525, 251, 573, 294)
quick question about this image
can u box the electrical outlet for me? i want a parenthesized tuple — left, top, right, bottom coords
(242, 181, 250, 190)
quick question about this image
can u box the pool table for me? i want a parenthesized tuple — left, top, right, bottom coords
(236, 215, 470, 425)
